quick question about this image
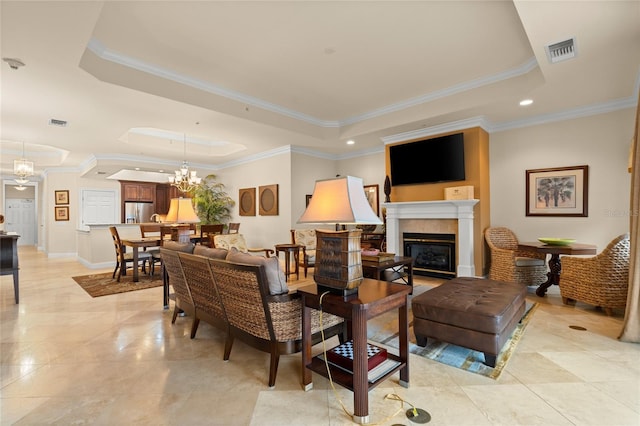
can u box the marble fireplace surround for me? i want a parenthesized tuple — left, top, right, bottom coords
(383, 200, 479, 277)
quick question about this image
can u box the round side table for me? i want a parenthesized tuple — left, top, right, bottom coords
(275, 243, 303, 281)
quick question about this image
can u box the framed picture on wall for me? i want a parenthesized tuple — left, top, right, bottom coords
(259, 184, 279, 216)
(239, 188, 256, 216)
(55, 206, 69, 221)
(55, 190, 69, 205)
(526, 165, 589, 217)
(364, 184, 379, 216)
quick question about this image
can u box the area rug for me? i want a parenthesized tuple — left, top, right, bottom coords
(72, 272, 163, 297)
(367, 284, 538, 380)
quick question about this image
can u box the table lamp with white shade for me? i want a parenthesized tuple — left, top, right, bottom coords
(165, 198, 200, 242)
(297, 176, 382, 296)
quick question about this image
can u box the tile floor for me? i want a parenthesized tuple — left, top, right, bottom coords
(1, 246, 639, 425)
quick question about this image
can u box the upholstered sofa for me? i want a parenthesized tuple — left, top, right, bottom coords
(160, 243, 345, 387)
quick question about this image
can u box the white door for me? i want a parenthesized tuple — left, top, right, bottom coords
(5, 198, 36, 245)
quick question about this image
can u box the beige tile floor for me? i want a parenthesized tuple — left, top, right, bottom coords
(1, 246, 639, 425)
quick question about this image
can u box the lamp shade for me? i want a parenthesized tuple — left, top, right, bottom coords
(297, 176, 382, 225)
(165, 198, 201, 223)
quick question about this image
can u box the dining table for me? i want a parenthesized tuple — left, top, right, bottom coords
(517, 241, 597, 297)
(120, 237, 163, 283)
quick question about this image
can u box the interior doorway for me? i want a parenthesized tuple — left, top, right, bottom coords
(2, 182, 38, 246)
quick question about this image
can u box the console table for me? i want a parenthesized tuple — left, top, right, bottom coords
(0, 234, 20, 304)
(299, 279, 411, 424)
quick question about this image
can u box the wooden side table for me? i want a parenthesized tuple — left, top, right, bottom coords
(0, 234, 20, 304)
(275, 243, 303, 281)
(299, 279, 411, 424)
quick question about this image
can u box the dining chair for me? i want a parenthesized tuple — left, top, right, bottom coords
(291, 229, 316, 278)
(140, 224, 162, 275)
(109, 226, 152, 282)
(227, 223, 240, 234)
(200, 224, 224, 247)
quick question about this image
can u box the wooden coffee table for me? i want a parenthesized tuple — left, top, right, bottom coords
(362, 256, 413, 292)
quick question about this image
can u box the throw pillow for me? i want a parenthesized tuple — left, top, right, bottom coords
(194, 245, 228, 259)
(163, 241, 195, 253)
(226, 247, 288, 295)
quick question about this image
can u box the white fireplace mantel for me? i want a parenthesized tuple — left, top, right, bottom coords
(382, 200, 479, 277)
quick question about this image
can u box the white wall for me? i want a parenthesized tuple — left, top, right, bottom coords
(19, 107, 636, 261)
(490, 108, 634, 250)
(217, 151, 293, 249)
(338, 150, 386, 217)
(291, 152, 339, 230)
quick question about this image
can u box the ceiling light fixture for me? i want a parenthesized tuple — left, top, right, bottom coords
(519, 99, 533, 106)
(2, 57, 25, 70)
(168, 134, 202, 194)
(14, 141, 34, 184)
(347, 140, 355, 145)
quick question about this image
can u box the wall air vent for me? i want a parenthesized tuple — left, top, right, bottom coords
(49, 118, 68, 127)
(545, 38, 576, 64)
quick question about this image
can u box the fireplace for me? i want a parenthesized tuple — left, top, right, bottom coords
(383, 200, 479, 277)
(404, 233, 456, 279)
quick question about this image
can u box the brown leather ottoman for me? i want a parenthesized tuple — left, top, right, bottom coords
(412, 277, 526, 367)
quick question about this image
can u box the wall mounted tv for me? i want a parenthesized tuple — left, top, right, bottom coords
(389, 132, 465, 186)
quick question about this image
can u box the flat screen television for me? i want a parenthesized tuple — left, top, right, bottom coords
(389, 133, 465, 186)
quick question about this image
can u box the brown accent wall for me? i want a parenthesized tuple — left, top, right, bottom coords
(385, 127, 490, 275)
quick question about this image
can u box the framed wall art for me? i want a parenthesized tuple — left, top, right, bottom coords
(55, 190, 69, 205)
(55, 206, 69, 221)
(305, 194, 312, 207)
(364, 184, 379, 216)
(259, 184, 279, 216)
(526, 165, 589, 217)
(239, 188, 256, 216)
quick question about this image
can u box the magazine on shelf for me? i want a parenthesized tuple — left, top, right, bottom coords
(318, 354, 401, 383)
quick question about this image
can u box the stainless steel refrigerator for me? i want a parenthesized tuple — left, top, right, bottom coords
(124, 202, 154, 224)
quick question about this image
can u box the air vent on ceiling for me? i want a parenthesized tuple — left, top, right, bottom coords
(49, 118, 68, 127)
(545, 38, 577, 64)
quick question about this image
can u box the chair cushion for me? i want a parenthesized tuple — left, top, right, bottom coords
(214, 234, 248, 252)
(226, 247, 288, 295)
(123, 251, 152, 261)
(193, 245, 228, 259)
(515, 256, 545, 267)
(294, 229, 316, 250)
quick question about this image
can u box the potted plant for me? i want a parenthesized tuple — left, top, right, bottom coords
(192, 174, 235, 225)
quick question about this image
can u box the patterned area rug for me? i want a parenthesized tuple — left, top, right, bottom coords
(72, 272, 163, 297)
(367, 284, 537, 380)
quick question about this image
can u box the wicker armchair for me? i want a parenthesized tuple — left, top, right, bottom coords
(560, 233, 630, 316)
(484, 227, 547, 285)
(291, 229, 316, 277)
(208, 258, 345, 388)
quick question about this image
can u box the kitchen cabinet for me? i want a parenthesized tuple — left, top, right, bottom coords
(155, 184, 181, 214)
(121, 182, 156, 202)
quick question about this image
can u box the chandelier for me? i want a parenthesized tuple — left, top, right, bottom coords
(168, 134, 202, 193)
(14, 141, 34, 184)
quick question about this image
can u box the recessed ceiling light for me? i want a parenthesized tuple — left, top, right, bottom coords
(346, 140, 355, 145)
(519, 99, 533, 106)
(135, 167, 140, 171)
(158, 169, 164, 173)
